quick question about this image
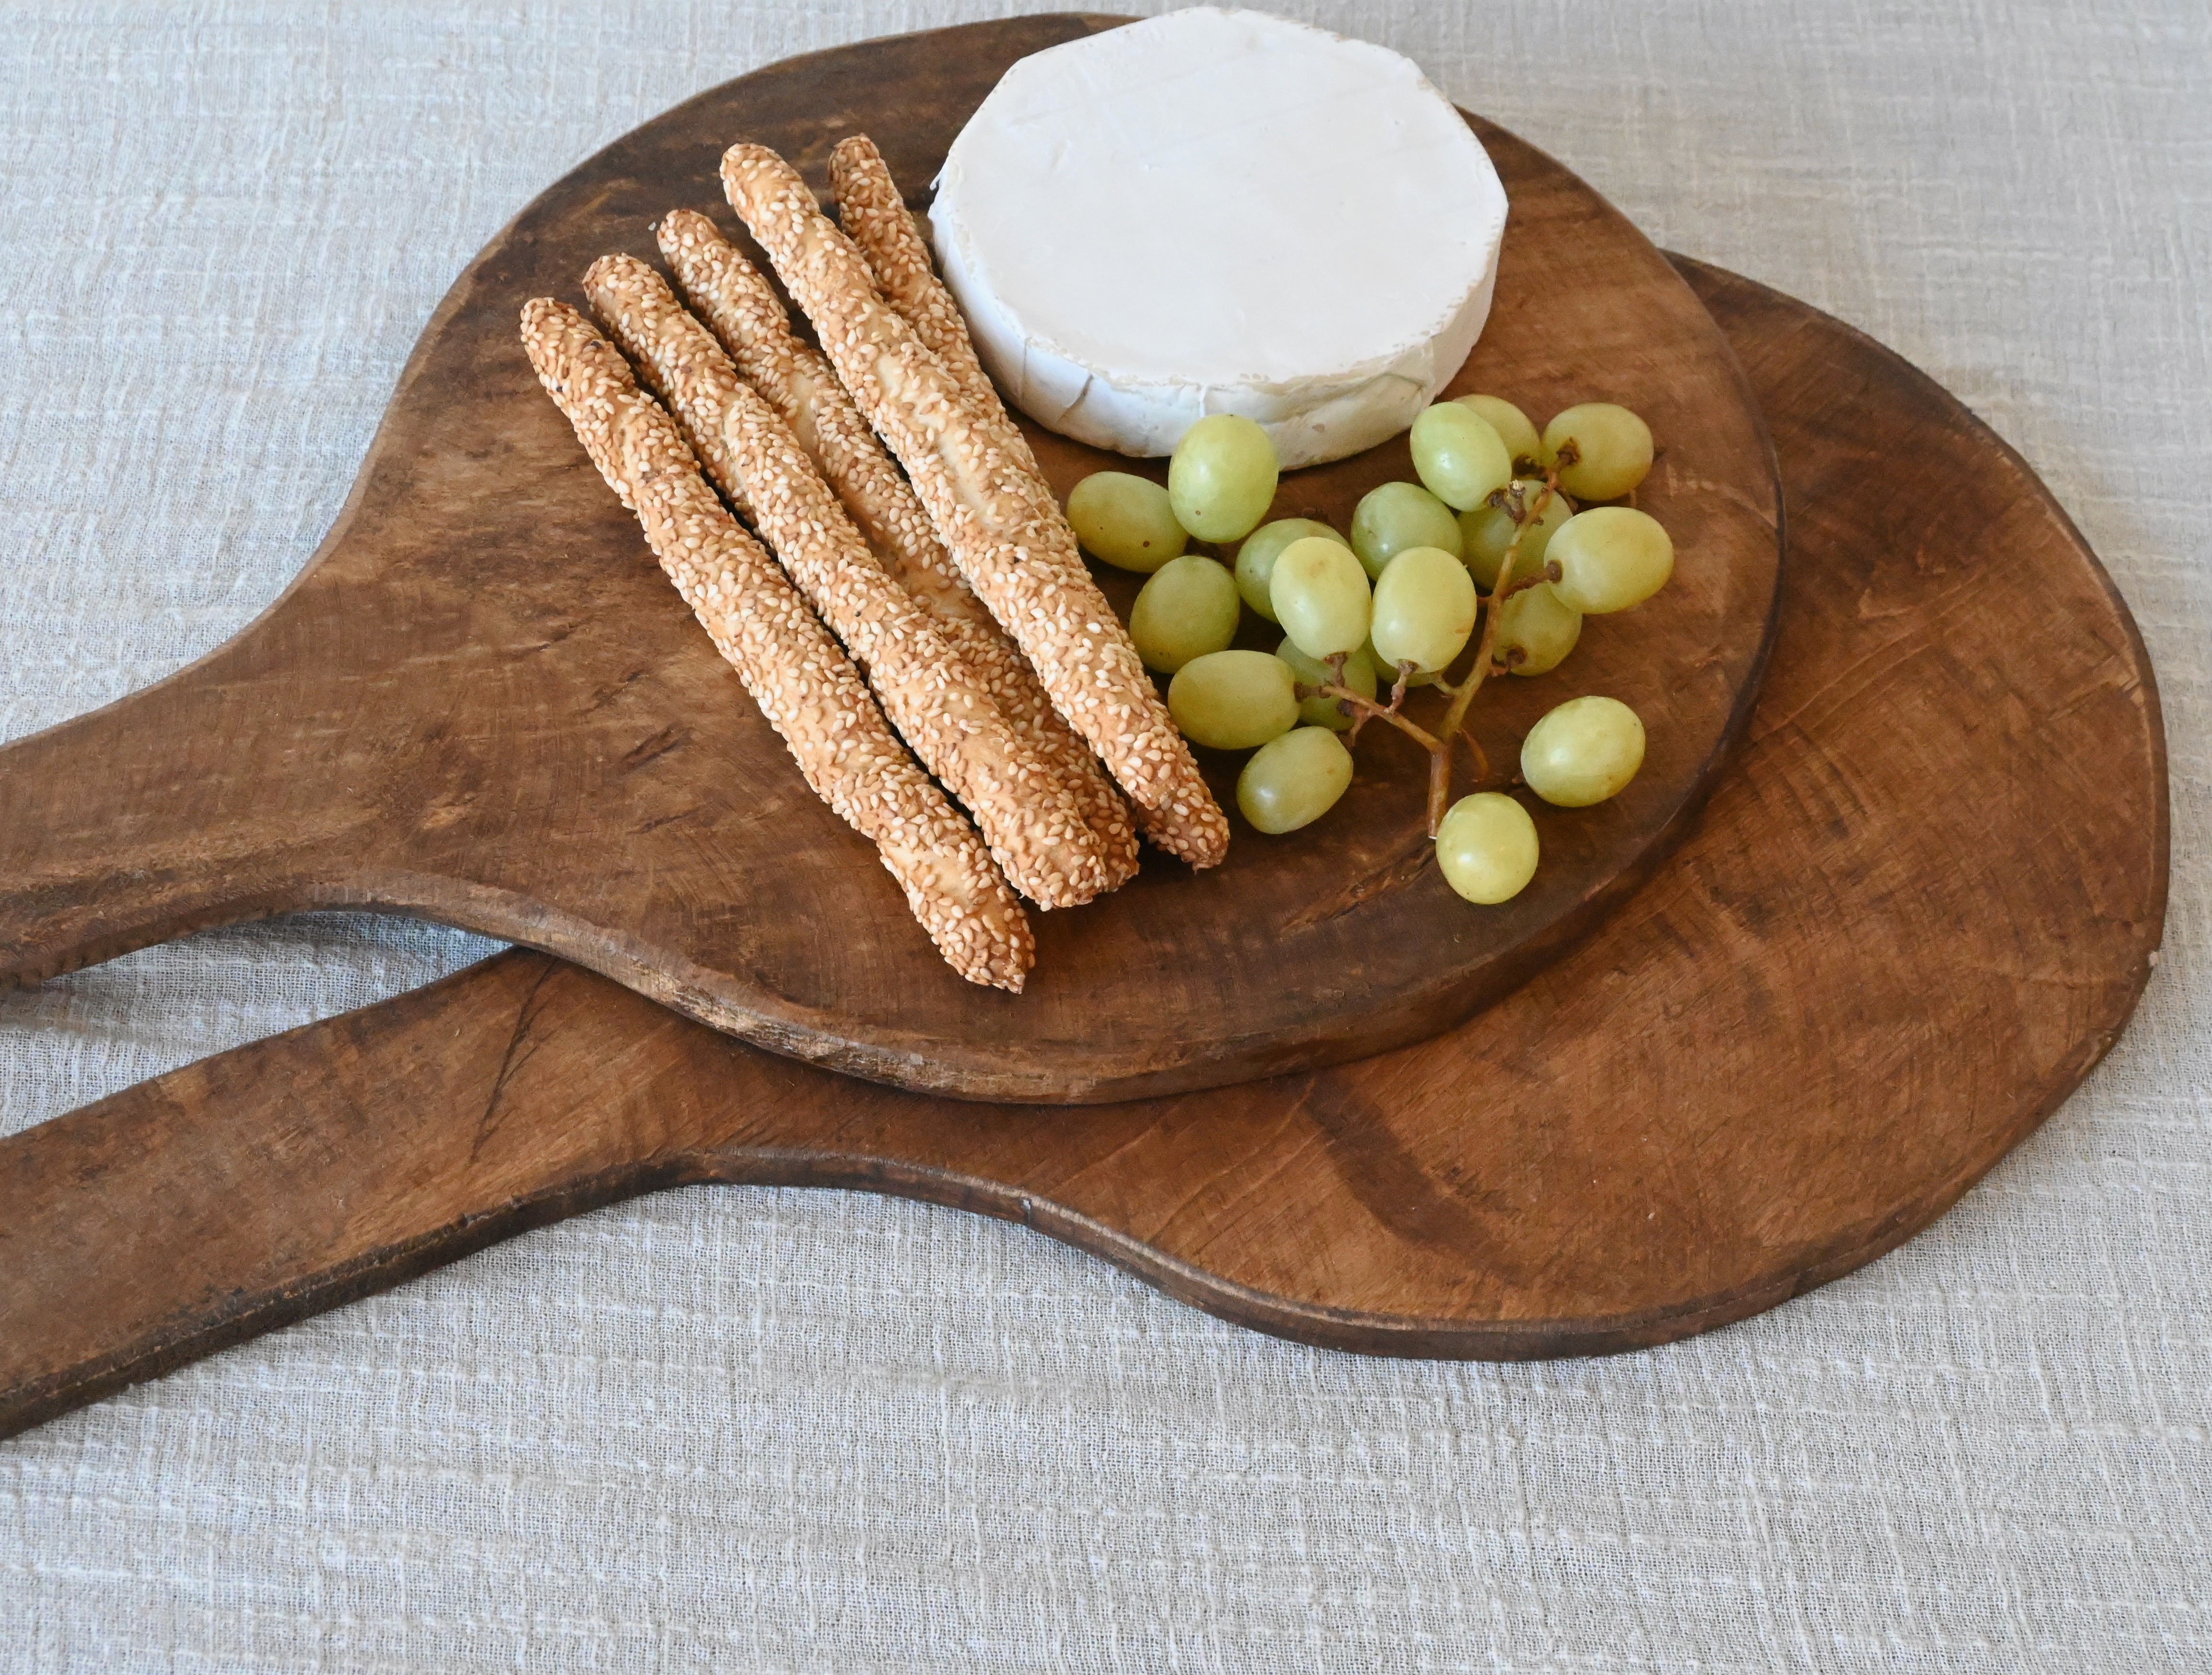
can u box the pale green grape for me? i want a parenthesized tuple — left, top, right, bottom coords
(1409, 401, 1514, 511)
(1269, 536, 1372, 659)
(1066, 471, 1188, 573)
(1351, 481, 1462, 579)
(1235, 518, 1348, 621)
(1494, 582, 1582, 676)
(1520, 695, 1645, 807)
(1276, 636, 1378, 730)
(1547, 507, 1674, 615)
(1460, 478, 1574, 591)
(1436, 792, 1539, 904)
(1238, 727, 1356, 834)
(1454, 394, 1545, 470)
(1543, 402, 1653, 501)
(1168, 414, 1279, 541)
(1167, 650, 1299, 750)
(1128, 555, 1241, 674)
(1369, 545, 1476, 674)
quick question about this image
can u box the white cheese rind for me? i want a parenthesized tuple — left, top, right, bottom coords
(929, 8, 1507, 469)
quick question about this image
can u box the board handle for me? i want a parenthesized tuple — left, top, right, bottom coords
(0, 645, 376, 986)
(0, 951, 675, 1439)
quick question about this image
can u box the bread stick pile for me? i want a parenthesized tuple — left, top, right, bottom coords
(519, 299, 1032, 989)
(653, 209, 1140, 884)
(519, 136, 1229, 987)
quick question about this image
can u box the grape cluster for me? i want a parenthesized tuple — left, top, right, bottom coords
(1063, 393, 1673, 902)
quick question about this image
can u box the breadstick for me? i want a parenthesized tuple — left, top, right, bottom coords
(655, 209, 1139, 885)
(721, 145, 1229, 867)
(823, 144, 1225, 870)
(657, 210, 970, 616)
(582, 253, 1113, 910)
(829, 134, 1043, 482)
(518, 297, 1032, 990)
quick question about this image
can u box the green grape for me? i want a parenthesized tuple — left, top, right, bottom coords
(1128, 554, 1241, 674)
(1547, 507, 1674, 615)
(1235, 518, 1349, 621)
(1238, 727, 1355, 834)
(1543, 402, 1654, 501)
(1351, 481, 1462, 579)
(1494, 582, 1582, 676)
(1168, 414, 1279, 542)
(1066, 471, 1188, 573)
(1276, 636, 1379, 731)
(1520, 695, 1645, 807)
(1436, 792, 1539, 905)
(1460, 478, 1574, 591)
(1269, 536, 1372, 659)
(1454, 394, 1545, 471)
(1409, 401, 1514, 511)
(1369, 545, 1476, 674)
(1167, 649, 1299, 750)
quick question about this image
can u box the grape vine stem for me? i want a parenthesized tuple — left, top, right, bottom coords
(1317, 680, 1442, 753)
(1417, 457, 1569, 834)
(1295, 453, 1570, 833)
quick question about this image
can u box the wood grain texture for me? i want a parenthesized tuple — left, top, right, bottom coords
(0, 260, 2166, 1439)
(0, 15, 1781, 1102)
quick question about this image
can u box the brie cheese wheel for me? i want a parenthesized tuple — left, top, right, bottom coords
(929, 8, 1508, 469)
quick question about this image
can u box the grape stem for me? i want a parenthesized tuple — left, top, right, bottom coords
(1314, 651, 1442, 752)
(1422, 458, 1569, 836)
(1292, 454, 1571, 832)
(1500, 560, 1565, 601)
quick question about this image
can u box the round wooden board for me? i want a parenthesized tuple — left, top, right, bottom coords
(0, 259, 2167, 1435)
(0, 15, 1781, 1103)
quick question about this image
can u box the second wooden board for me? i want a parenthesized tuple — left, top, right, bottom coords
(0, 17, 1780, 1101)
(0, 259, 2165, 1441)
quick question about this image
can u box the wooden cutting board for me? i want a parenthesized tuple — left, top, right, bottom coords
(0, 15, 1781, 1103)
(0, 259, 2166, 1439)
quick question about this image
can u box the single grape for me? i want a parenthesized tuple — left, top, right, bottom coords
(1351, 481, 1462, 579)
(1128, 554, 1241, 674)
(1494, 582, 1582, 676)
(1369, 545, 1477, 674)
(1542, 402, 1654, 501)
(1460, 478, 1574, 591)
(1167, 650, 1299, 750)
(1066, 472, 1188, 573)
(1269, 536, 1372, 659)
(1276, 636, 1379, 731)
(1436, 792, 1539, 905)
(1235, 518, 1349, 621)
(1237, 727, 1355, 834)
(1454, 394, 1545, 471)
(1520, 695, 1646, 807)
(1409, 401, 1514, 511)
(1547, 507, 1674, 615)
(1168, 414, 1279, 542)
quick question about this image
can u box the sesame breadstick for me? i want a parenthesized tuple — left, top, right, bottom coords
(581, 253, 1113, 910)
(823, 144, 1225, 869)
(654, 209, 1139, 885)
(829, 134, 1044, 483)
(721, 144, 1230, 867)
(518, 297, 1032, 990)
(657, 210, 972, 621)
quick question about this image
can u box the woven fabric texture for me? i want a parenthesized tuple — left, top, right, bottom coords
(3, 2, 2208, 1670)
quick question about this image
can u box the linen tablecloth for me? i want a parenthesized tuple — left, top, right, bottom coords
(3, 3, 2206, 1669)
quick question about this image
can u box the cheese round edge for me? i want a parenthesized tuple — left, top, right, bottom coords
(928, 9, 1508, 469)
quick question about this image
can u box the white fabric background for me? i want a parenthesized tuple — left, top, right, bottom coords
(2, 1, 2207, 1668)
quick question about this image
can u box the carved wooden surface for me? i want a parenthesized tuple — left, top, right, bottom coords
(0, 15, 1781, 1102)
(0, 259, 2165, 1439)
